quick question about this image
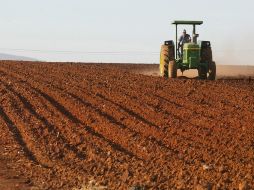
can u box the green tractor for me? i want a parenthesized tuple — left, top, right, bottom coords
(160, 20, 216, 80)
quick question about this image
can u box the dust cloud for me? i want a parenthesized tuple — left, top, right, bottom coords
(132, 64, 254, 79)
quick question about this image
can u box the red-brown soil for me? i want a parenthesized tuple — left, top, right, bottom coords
(0, 61, 254, 190)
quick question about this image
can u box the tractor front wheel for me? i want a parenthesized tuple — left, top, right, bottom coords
(168, 60, 177, 78)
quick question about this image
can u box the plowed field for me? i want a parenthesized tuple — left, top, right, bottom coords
(0, 61, 254, 190)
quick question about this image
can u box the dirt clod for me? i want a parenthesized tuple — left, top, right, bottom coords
(239, 181, 249, 190)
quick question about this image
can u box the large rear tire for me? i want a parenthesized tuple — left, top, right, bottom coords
(200, 45, 216, 80)
(168, 60, 177, 78)
(201, 47, 212, 63)
(198, 66, 207, 80)
(208, 61, 216, 80)
(160, 45, 169, 78)
(160, 45, 174, 78)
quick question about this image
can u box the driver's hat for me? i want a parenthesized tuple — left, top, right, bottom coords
(183, 29, 186, 33)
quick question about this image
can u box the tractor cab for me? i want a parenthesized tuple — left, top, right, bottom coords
(172, 21, 203, 69)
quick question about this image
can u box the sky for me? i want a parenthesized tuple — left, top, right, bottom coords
(0, 0, 254, 64)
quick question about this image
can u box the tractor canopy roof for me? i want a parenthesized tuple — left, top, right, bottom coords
(172, 20, 203, 25)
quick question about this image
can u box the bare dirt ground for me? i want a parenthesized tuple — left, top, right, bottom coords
(0, 61, 254, 190)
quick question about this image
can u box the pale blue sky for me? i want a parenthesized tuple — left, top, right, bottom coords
(0, 0, 253, 64)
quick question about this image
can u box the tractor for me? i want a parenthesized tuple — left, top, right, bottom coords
(160, 20, 216, 80)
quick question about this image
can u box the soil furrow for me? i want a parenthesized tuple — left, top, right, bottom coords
(0, 105, 40, 165)
(1, 68, 140, 160)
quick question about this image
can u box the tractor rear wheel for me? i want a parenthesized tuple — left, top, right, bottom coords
(160, 45, 174, 78)
(208, 61, 216, 80)
(198, 66, 207, 79)
(201, 46, 212, 63)
(168, 60, 177, 78)
(200, 46, 214, 80)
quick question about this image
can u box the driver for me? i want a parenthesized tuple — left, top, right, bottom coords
(178, 29, 191, 56)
